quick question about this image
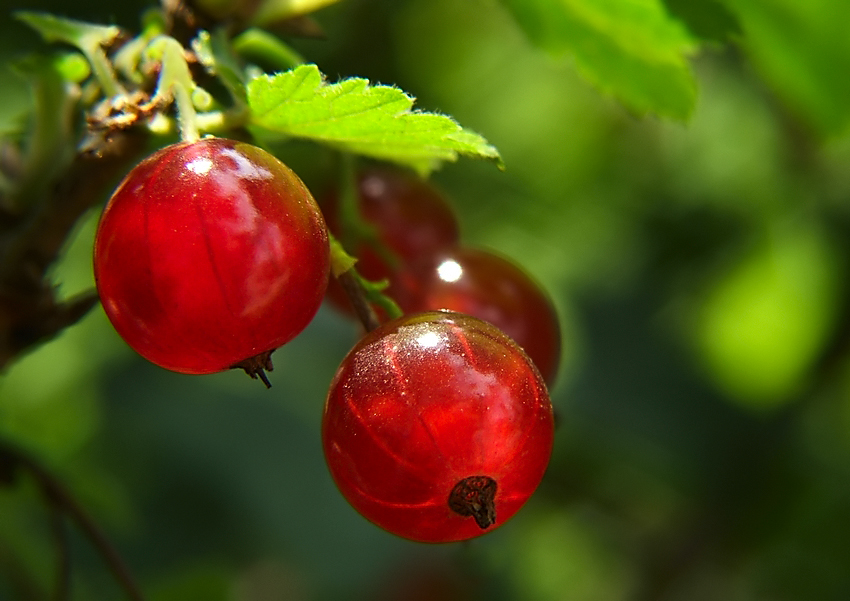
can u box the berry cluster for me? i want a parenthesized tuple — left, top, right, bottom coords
(94, 142, 555, 543)
(323, 167, 562, 385)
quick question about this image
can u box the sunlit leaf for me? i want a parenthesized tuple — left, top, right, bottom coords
(247, 64, 502, 174)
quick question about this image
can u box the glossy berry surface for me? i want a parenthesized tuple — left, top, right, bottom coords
(323, 167, 459, 314)
(324, 167, 459, 280)
(94, 138, 329, 375)
(323, 311, 554, 543)
(390, 248, 561, 384)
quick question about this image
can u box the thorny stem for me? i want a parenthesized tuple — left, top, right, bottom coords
(0, 441, 145, 601)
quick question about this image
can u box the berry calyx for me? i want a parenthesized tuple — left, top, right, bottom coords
(94, 137, 329, 380)
(322, 311, 554, 543)
(448, 475, 497, 529)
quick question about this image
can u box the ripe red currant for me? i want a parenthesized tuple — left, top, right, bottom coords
(324, 166, 459, 280)
(322, 311, 554, 543)
(93, 138, 329, 380)
(390, 248, 561, 385)
(322, 167, 459, 314)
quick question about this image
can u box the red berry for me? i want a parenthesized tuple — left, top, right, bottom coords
(390, 248, 561, 385)
(322, 311, 554, 543)
(325, 167, 459, 279)
(93, 138, 329, 377)
(322, 167, 459, 314)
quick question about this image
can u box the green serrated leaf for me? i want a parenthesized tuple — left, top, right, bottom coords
(500, 0, 698, 120)
(719, 0, 850, 137)
(248, 64, 502, 174)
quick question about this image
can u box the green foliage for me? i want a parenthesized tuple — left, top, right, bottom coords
(14, 12, 121, 50)
(16, 11, 124, 96)
(248, 64, 503, 174)
(500, 0, 698, 120)
(4, 0, 850, 599)
(695, 221, 841, 408)
(250, 0, 343, 24)
(663, 0, 742, 42)
(719, 0, 850, 137)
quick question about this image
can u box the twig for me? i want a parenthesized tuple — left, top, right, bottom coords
(0, 129, 148, 369)
(0, 441, 145, 601)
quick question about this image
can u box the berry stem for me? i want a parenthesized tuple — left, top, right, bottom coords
(144, 35, 200, 143)
(338, 268, 382, 332)
(329, 155, 403, 330)
(330, 234, 381, 332)
(14, 13, 125, 98)
(334, 154, 398, 270)
(337, 152, 363, 251)
(84, 37, 124, 98)
(232, 28, 306, 70)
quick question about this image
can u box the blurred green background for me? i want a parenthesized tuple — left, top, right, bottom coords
(3, 0, 850, 599)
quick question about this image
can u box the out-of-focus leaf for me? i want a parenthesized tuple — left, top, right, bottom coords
(233, 27, 305, 71)
(15, 11, 124, 96)
(14, 12, 120, 50)
(663, 0, 742, 42)
(509, 508, 636, 600)
(251, 0, 342, 25)
(6, 55, 78, 208)
(192, 29, 248, 104)
(247, 64, 502, 174)
(719, 0, 850, 137)
(500, 0, 698, 120)
(696, 222, 840, 409)
(150, 564, 234, 601)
